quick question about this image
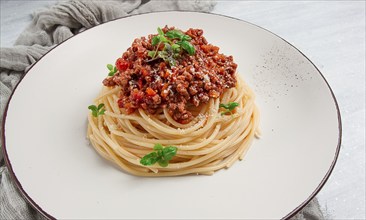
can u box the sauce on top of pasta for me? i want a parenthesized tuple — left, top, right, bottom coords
(103, 26, 237, 124)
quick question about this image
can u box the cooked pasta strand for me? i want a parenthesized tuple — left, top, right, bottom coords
(87, 77, 259, 176)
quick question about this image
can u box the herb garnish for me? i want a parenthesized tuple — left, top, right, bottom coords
(140, 143, 178, 167)
(219, 102, 239, 115)
(107, 64, 117, 76)
(88, 103, 106, 117)
(147, 27, 195, 66)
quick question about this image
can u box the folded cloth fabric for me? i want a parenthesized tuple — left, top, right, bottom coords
(0, 1, 325, 219)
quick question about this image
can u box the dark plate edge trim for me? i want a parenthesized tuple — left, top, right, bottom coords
(279, 33, 342, 220)
(1, 10, 342, 220)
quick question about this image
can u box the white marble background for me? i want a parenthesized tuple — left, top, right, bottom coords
(1, 1, 365, 219)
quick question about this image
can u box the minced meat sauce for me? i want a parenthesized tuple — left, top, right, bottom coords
(103, 26, 237, 124)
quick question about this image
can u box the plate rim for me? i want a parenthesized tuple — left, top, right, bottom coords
(1, 10, 342, 220)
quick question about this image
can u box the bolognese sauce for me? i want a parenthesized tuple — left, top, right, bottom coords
(103, 26, 237, 123)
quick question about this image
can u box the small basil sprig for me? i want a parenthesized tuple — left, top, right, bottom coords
(140, 143, 178, 167)
(148, 44, 180, 67)
(107, 64, 117, 76)
(151, 27, 170, 46)
(165, 29, 191, 41)
(147, 27, 195, 66)
(88, 103, 106, 117)
(165, 29, 195, 55)
(219, 102, 239, 115)
(178, 40, 195, 56)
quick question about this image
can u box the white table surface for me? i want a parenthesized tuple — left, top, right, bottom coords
(1, 1, 365, 219)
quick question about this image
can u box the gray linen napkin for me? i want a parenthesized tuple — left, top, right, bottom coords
(0, 1, 325, 219)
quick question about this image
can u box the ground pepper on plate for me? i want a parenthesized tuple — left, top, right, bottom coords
(103, 26, 237, 124)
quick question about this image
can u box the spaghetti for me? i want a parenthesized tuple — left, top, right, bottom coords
(87, 26, 259, 176)
(87, 77, 259, 176)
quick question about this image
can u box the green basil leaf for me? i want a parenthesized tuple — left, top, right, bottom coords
(166, 30, 191, 42)
(154, 143, 163, 151)
(141, 144, 178, 167)
(88, 105, 97, 111)
(182, 34, 191, 41)
(159, 35, 169, 43)
(162, 146, 177, 161)
(165, 30, 184, 39)
(148, 51, 156, 58)
(140, 152, 158, 166)
(171, 43, 180, 52)
(89, 104, 106, 117)
(219, 103, 229, 109)
(152, 36, 160, 46)
(158, 160, 169, 167)
(97, 103, 105, 110)
(98, 109, 106, 116)
(180, 41, 195, 55)
(107, 64, 113, 71)
(220, 102, 239, 115)
(228, 102, 239, 111)
(157, 27, 164, 36)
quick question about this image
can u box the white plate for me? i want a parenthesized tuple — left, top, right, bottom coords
(3, 12, 341, 219)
